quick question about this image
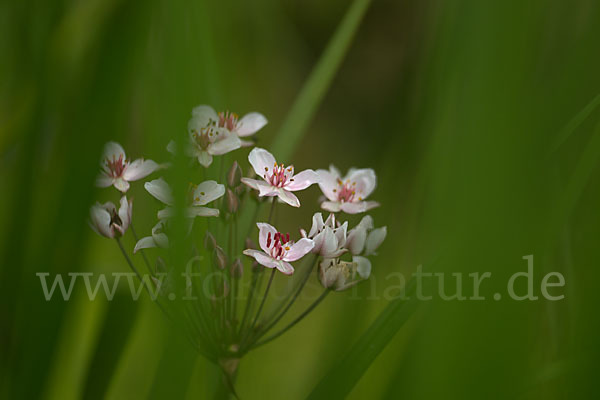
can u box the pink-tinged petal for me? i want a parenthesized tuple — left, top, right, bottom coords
(357, 215, 374, 230)
(335, 221, 348, 248)
(329, 164, 342, 177)
(241, 177, 261, 190)
(308, 212, 325, 238)
(192, 181, 225, 205)
(236, 112, 267, 137)
(118, 196, 132, 232)
(90, 204, 113, 238)
(191, 105, 218, 127)
(346, 168, 377, 199)
(340, 201, 379, 214)
(96, 174, 113, 188)
(123, 159, 159, 181)
(144, 178, 174, 205)
(187, 206, 220, 218)
(197, 151, 213, 167)
(276, 189, 300, 207)
(346, 225, 367, 256)
(316, 169, 339, 202)
(248, 147, 276, 179)
(242, 249, 266, 260)
(113, 178, 130, 193)
(134, 236, 157, 253)
(284, 238, 315, 262)
(365, 226, 387, 256)
(209, 133, 242, 155)
(103, 142, 126, 163)
(321, 201, 341, 212)
(258, 182, 279, 197)
(285, 169, 320, 191)
(256, 223, 278, 253)
(353, 256, 372, 279)
(318, 228, 339, 258)
(276, 260, 294, 275)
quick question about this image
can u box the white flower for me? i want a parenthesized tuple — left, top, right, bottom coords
(318, 258, 369, 291)
(96, 142, 160, 192)
(241, 148, 320, 207)
(243, 223, 315, 275)
(144, 178, 224, 219)
(203, 105, 267, 147)
(134, 220, 169, 253)
(301, 212, 347, 258)
(316, 165, 379, 214)
(89, 196, 132, 238)
(346, 215, 387, 256)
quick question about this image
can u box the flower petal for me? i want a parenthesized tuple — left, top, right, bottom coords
(335, 221, 348, 248)
(197, 151, 213, 167)
(134, 236, 157, 253)
(96, 173, 113, 188)
(346, 225, 367, 256)
(123, 159, 159, 181)
(209, 133, 242, 155)
(275, 260, 295, 275)
(353, 256, 372, 279)
(236, 112, 268, 137)
(113, 178, 130, 193)
(118, 196, 132, 233)
(190, 105, 218, 129)
(192, 180, 225, 205)
(103, 142, 126, 162)
(316, 169, 340, 202)
(320, 201, 341, 212)
(318, 227, 339, 258)
(285, 169, 320, 191)
(307, 212, 324, 238)
(365, 226, 387, 256)
(90, 204, 113, 238)
(144, 178, 174, 205)
(276, 189, 300, 207)
(346, 168, 377, 199)
(256, 222, 278, 253)
(340, 201, 379, 214)
(284, 238, 315, 262)
(248, 147, 276, 179)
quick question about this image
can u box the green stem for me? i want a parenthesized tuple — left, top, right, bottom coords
(130, 223, 153, 275)
(245, 268, 276, 342)
(251, 289, 330, 350)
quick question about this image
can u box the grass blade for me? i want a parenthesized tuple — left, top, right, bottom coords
(306, 277, 419, 400)
(549, 93, 600, 154)
(270, 0, 372, 160)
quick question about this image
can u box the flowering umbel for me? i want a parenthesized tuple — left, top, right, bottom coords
(88, 103, 388, 395)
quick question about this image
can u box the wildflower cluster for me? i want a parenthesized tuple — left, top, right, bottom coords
(89, 104, 386, 375)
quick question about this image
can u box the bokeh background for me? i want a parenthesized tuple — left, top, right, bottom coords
(2, 0, 600, 399)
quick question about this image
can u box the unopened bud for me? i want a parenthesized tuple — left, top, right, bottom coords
(231, 258, 243, 279)
(204, 231, 217, 250)
(226, 188, 239, 214)
(227, 161, 243, 187)
(213, 246, 228, 270)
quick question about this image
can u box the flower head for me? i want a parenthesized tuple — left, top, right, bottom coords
(241, 148, 319, 207)
(96, 142, 160, 192)
(89, 196, 132, 238)
(346, 215, 387, 256)
(243, 223, 315, 275)
(144, 178, 225, 220)
(210, 105, 267, 147)
(316, 165, 379, 214)
(301, 212, 347, 258)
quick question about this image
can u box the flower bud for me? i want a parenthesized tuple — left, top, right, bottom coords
(227, 161, 243, 187)
(204, 231, 217, 250)
(213, 246, 228, 270)
(231, 258, 243, 279)
(226, 188, 239, 214)
(319, 258, 360, 291)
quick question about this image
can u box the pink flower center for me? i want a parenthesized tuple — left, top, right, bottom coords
(218, 111, 239, 131)
(264, 163, 294, 188)
(191, 126, 221, 149)
(105, 154, 127, 178)
(334, 179, 361, 203)
(266, 231, 291, 260)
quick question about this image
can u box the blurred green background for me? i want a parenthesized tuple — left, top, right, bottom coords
(2, 0, 600, 399)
